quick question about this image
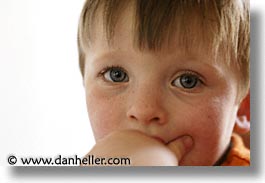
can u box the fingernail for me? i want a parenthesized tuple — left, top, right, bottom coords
(182, 136, 193, 150)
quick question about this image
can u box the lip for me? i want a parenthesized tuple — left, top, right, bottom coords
(151, 136, 166, 144)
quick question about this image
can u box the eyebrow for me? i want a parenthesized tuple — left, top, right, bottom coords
(178, 57, 226, 78)
(90, 41, 228, 76)
(90, 49, 124, 65)
(93, 49, 223, 74)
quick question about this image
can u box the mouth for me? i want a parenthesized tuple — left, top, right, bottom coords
(151, 136, 166, 144)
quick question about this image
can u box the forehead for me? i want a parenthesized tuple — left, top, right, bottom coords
(87, 2, 221, 61)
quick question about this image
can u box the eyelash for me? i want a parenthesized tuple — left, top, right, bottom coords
(171, 70, 205, 91)
(98, 65, 128, 82)
(98, 66, 205, 90)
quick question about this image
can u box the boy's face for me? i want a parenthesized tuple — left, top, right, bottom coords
(83, 8, 240, 165)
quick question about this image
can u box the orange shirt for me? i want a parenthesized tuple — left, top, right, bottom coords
(221, 133, 250, 166)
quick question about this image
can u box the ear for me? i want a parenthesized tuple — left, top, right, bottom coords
(233, 92, 250, 134)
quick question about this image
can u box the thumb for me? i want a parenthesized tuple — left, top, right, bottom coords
(167, 135, 193, 163)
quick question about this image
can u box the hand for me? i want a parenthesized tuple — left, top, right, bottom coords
(82, 130, 193, 166)
(167, 135, 193, 164)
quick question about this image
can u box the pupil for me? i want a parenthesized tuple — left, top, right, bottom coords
(113, 70, 121, 78)
(110, 69, 125, 82)
(180, 75, 197, 88)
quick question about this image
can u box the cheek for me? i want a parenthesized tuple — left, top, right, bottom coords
(85, 87, 125, 141)
(184, 102, 224, 147)
(176, 96, 237, 165)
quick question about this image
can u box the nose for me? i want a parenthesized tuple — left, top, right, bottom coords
(126, 86, 167, 125)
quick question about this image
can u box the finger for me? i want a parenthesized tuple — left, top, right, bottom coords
(167, 135, 193, 161)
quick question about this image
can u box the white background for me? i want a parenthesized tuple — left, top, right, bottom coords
(0, 0, 264, 182)
(0, 0, 93, 163)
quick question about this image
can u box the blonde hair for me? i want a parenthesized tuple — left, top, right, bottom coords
(78, 0, 250, 99)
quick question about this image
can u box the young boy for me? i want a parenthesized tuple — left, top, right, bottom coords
(77, 0, 250, 166)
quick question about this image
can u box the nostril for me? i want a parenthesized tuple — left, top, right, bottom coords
(152, 117, 160, 122)
(129, 114, 161, 123)
(130, 115, 137, 120)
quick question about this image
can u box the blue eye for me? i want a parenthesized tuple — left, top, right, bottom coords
(172, 73, 200, 89)
(103, 67, 129, 82)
